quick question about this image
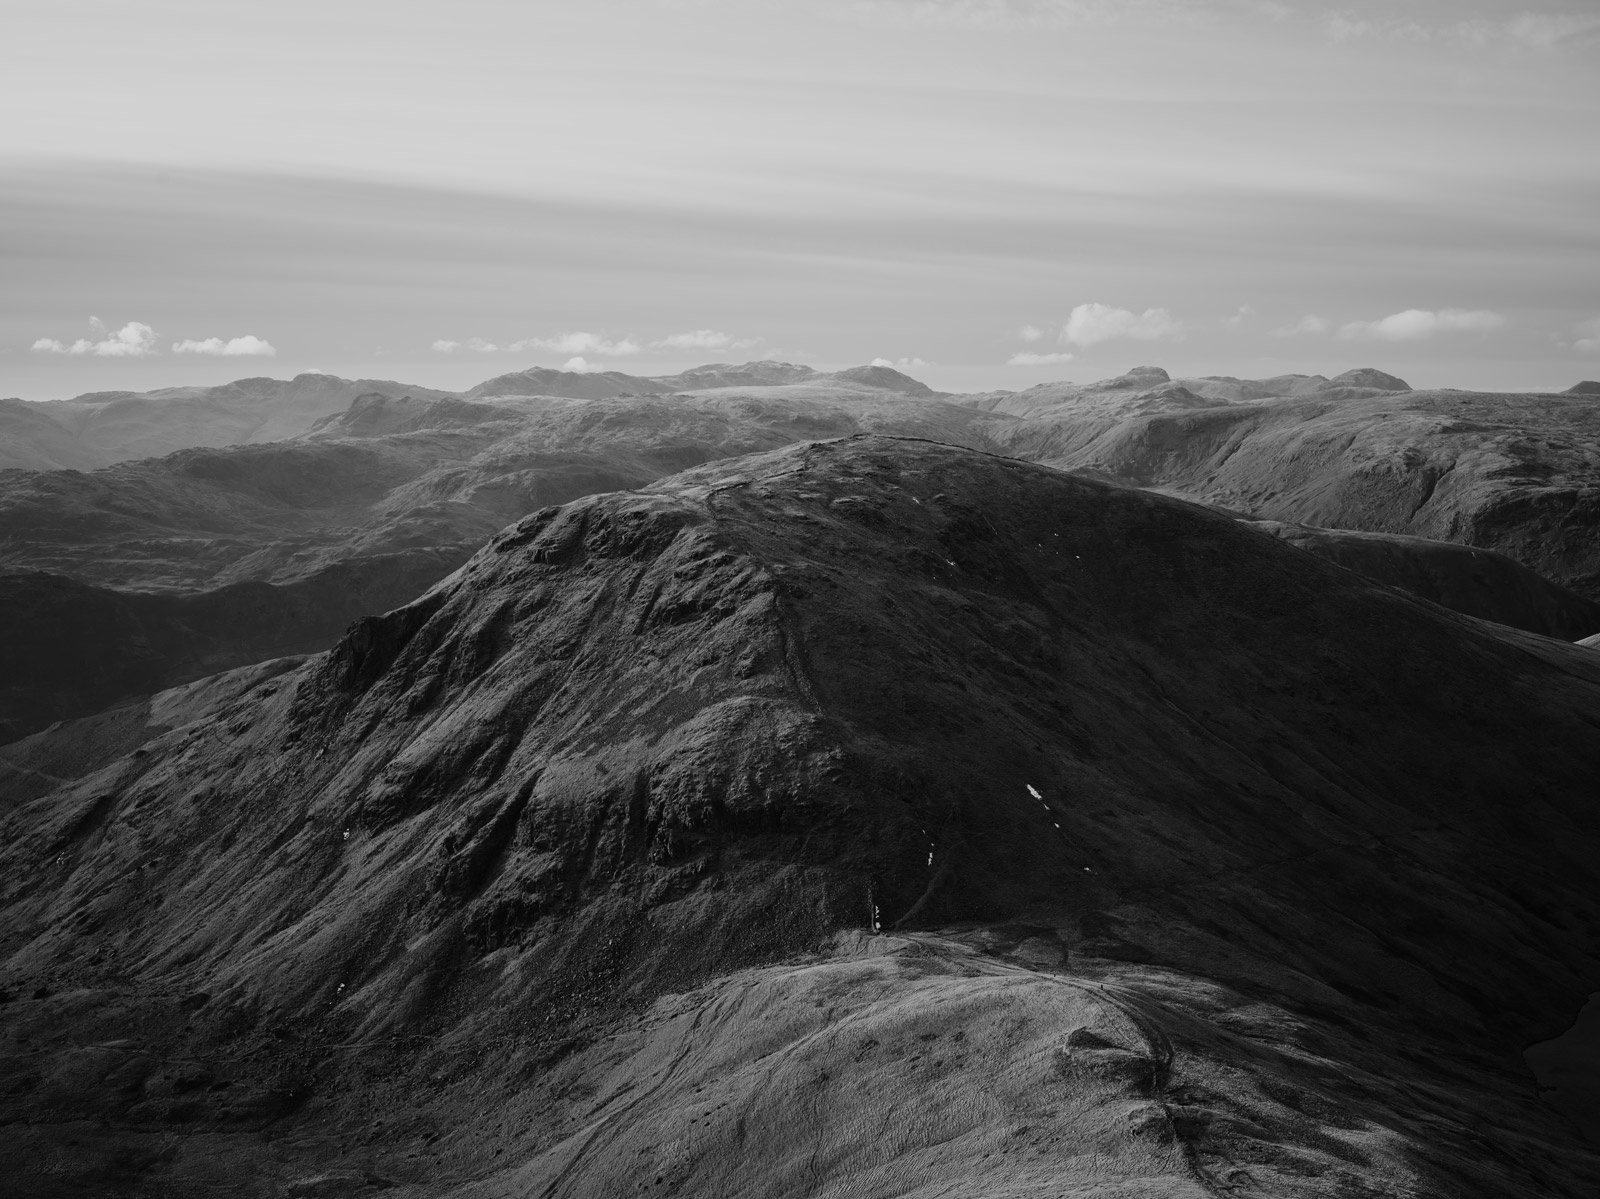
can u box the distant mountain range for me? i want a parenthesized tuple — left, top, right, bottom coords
(0, 363, 938, 471)
(1, 361, 1598, 742)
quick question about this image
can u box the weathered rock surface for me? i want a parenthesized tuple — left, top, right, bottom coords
(2, 438, 1597, 1196)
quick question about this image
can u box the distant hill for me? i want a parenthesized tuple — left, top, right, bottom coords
(8, 374, 456, 469)
(4, 363, 1599, 738)
(461, 359, 929, 400)
(965, 367, 1600, 602)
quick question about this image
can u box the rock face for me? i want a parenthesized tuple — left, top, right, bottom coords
(2, 437, 1598, 1196)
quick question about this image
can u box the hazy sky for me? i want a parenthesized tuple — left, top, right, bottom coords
(4, 0, 1598, 398)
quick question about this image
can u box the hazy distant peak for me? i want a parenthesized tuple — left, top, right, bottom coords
(1328, 367, 1410, 392)
(659, 361, 820, 390)
(1099, 365, 1171, 390)
(827, 364, 934, 396)
(463, 366, 658, 401)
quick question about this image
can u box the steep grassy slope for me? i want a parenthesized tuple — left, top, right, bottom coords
(1, 438, 1596, 1196)
(982, 376, 1600, 602)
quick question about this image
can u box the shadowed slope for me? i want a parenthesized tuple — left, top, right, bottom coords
(0, 554, 461, 742)
(984, 381, 1600, 601)
(1242, 519, 1600, 640)
(1, 437, 1598, 1195)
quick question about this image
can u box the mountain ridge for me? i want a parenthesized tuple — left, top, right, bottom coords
(2, 436, 1598, 1195)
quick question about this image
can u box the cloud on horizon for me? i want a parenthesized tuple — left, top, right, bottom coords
(1273, 314, 1332, 336)
(522, 332, 642, 357)
(1574, 317, 1600, 354)
(432, 332, 644, 356)
(871, 356, 929, 368)
(653, 329, 757, 351)
(31, 318, 160, 357)
(172, 334, 275, 356)
(432, 337, 502, 353)
(1062, 303, 1184, 348)
(1337, 308, 1506, 341)
(1008, 351, 1074, 366)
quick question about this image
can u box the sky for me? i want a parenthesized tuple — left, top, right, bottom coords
(3, 0, 1598, 400)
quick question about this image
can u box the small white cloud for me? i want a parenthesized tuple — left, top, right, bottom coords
(652, 329, 758, 351)
(1338, 309, 1506, 342)
(513, 332, 641, 357)
(1008, 351, 1075, 366)
(1573, 317, 1600, 354)
(432, 337, 501, 353)
(1273, 314, 1332, 337)
(1062, 303, 1183, 348)
(870, 356, 929, 369)
(172, 335, 276, 357)
(1017, 324, 1046, 343)
(38, 318, 161, 357)
(562, 356, 595, 372)
(1223, 305, 1256, 330)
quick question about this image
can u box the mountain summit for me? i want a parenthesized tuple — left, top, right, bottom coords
(3, 437, 1598, 1195)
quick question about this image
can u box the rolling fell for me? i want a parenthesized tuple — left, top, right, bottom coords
(2, 437, 1598, 1196)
